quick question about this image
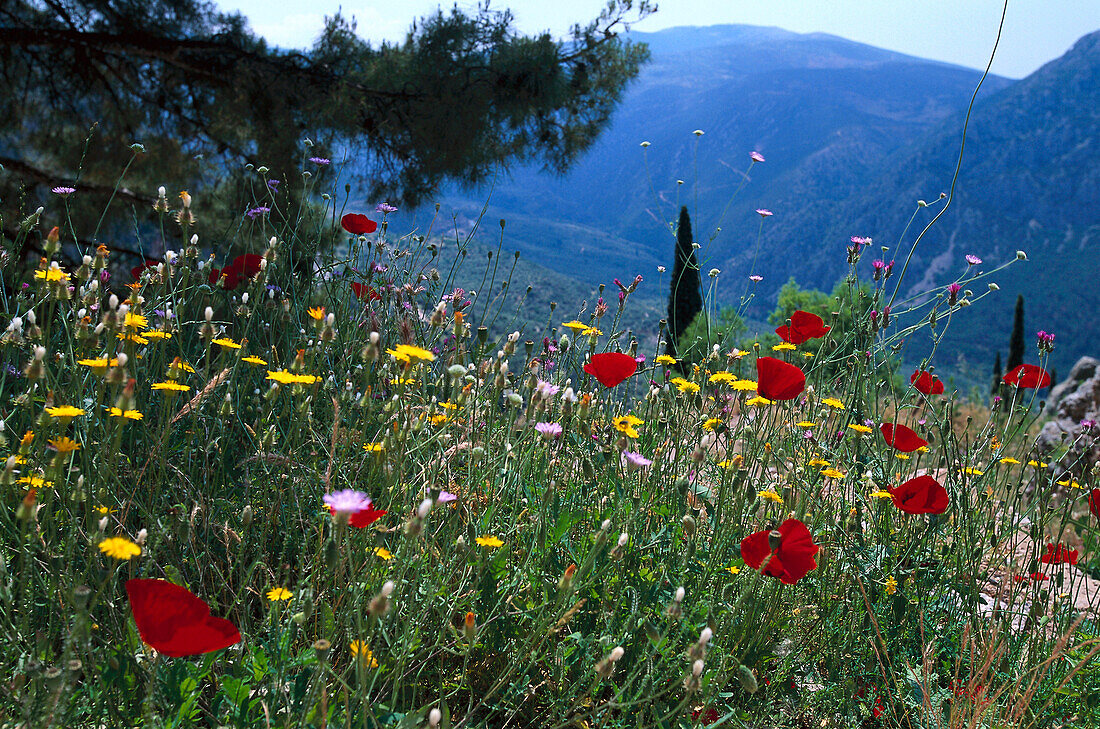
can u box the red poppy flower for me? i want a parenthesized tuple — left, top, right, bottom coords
(350, 282, 382, 302)
(1003, 364, 1050, 389)
(774, 310, 831, 345)
(880, 423, 928, 452)
(1040, 543, 1078, 565)
(889, 475, 949, 514)
(1031, 572, 1049, 581)
(910, 370, 945, 396)
(131, 259, 160, 280)
(209, 254, 263, 291)
(755, 357, 805, 401)
(125, 579, 241, 657)
(1089, 489, 1100, 520)
(740, 518, 819, 585)
(583, 352, 637, 388)
(330, 503, 388, 529)
(341, 213, 378, 235)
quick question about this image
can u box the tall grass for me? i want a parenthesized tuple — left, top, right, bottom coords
(0, 159, 1097, 728)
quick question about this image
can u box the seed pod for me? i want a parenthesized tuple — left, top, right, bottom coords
(737, 665, 758, 694)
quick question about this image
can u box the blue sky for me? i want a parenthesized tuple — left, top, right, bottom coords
(225, 0, 1100, 78)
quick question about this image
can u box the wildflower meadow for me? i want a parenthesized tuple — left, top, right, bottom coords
(1, 152, 1099, 729)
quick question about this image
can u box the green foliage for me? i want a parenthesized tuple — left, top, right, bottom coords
(676, 307, 747, 362)
(667, 206, 702, 358)
(0, 0, 653, 255)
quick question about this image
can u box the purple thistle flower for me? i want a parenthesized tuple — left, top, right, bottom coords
(535, 422, 563, 440)
(308, 157, 330, 165)
(756, 208, 773, 218)
(246, 205, 271, 220)
(266, 179, 280, 191)
(324, 489, 372, 515)
(436, 490, 458, 504)
(535, 380, 561, 399)
(750, 151, 765, 163)
(965, 254, 982, 265)
(749, 274, 763, 282)
(623, 451, 652, 470)
(375, 202, 398, 214)
(52, 186, 75, 196)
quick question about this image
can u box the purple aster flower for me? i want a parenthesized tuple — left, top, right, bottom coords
(52, 186, 75, 196)
(850, 236, 872, 246)
(323, 489, 372, 515)
(750, 151, 765, 163)
(246, 205, 270, 220)
(266, 179, 280, 191)
(749, 274, 763, 282)
(375, 202, 398, 214)
(965, 254, 982, 265)
(623, 451, 652, 470)
(436, 490, 458, 504)
(308, 157, 330, 165)
(535, 422, 563, 440)
(756, 208, 773, 218)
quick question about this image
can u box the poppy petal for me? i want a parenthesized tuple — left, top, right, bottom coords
(131, 259, 160, 280)
(880, 423, 928, 452)
(1003, 364, 1050, 389)
(910, 370, 944, 396)
(1089, 489, 1100, 520)
(351, 282, 382, 302)
(775, 310, 830, 344)
(341, 213, 378, 236)
(126, 579, 241, 657)
(331, 504, 388, 529)
(583, 352, 637, 388)
(756, 357, 805, 401)
(740, 518, 818, 584)
(890, 475, 949, 514)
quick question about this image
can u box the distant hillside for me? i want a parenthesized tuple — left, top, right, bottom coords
(394, 24, 1100, 380)
(763, 28, 1100, 378)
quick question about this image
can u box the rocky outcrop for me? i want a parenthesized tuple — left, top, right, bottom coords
(1037, 357, 1100, 486)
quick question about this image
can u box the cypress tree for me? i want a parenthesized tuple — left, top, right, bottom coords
(991, 352, 1002, 396)
(1007, 295, 1026, 371)
(667, 206, 703, 358)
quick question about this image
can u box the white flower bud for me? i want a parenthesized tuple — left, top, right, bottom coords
(428, 708, 442, 728)
(108, 294, 119, 310)
(418, 498, 432, 518)
(136, 528, 148, 545)
(692, 659, 704, 677)
(617, 533, 629, 547)
(699, 628, 712, 644)
(380, 580, 395, 597)
(34, 346, 45, 360)
(97, 517, 108, 532)
(674, 587, 685, 602)
(158, 186, 166, 198)
(241, 292, 249, 304)
(601, 519, 611, 531)
(116, 353, 128, 367)
(204, 307, 213, 322)
(609, 646, 624, 662)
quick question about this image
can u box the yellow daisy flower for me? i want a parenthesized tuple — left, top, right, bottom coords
(670, 377, 700, 394)
(708, 371, 736, 384)
(386, 344, 436, 363)
(869, 490, 894, 499)
(266, 371, 320, 385)
(307, 307, 325, 321)
(151, 381, 190, 392)
(242, 356, 268, 366)
(999, 457, 1021, 465)
(350, 641, 379, 667)
(48, 437, 81, 453)
(772, 343, 796, 351)
(821, 468, 846, 479)
(142, 330, 172, 340)
(848, 424, 873, 434)
(98, 537, 141, 560)
(106, 407, 144, 420)
(374, 547, 392, 560)
(758, 490, 783, 504)
(745, 396, 772, 407)
(475, 535, 504, 548)
(211, 337, 242, 350)
(656, 354, 678, 365)
(266, 587, 292, 601)
(123, 312, 148, 330)
(730, 380, 758, 392)
(363, 442, 385, 452)
(45, 405, 85, 420)
(821, 398, 845, 410)
(581, 327, 602, 337)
